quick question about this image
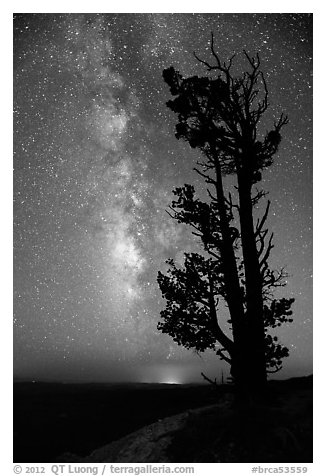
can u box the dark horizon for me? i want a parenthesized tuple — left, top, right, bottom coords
(13, 366, 313, 385)
(14, 373, 313, 384)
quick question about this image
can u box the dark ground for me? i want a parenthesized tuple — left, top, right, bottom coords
(169, 377, 313, 463)
(13, 381, 219, 462)
(13, 376, 312, 463)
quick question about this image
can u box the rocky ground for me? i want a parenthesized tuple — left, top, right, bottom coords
(59, 384, 312, 463)
(58, 403, 225, 463)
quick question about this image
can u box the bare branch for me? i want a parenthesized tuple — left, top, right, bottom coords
(201, 372, 217, 386)
(196, 159, 214, 171)
(251, 189, 269, 207)
(243, 50, 261, 70)
(206, 249, 221, 261)
(191, 231, 203, 238)
(227, 53, 237, 70)
(275, 112, 289, 130)
(216, 348, 232, 364)
(225, 191, 239, 211)
(259, 232, 274, 269)
(194, 33, 234, 89)
(207, 188, 217, 202)
(166, 208, 176, 220)
(255, 200, 271, 236)
(193, 52, 216, 71)
(193, 167, 216, 184)
(256, 228, 268, 258)
(210, 32, 225, 71)
(262, 267, 288, 293)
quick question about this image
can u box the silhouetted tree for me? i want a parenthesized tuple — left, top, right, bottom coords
(157, 34, 294, 400)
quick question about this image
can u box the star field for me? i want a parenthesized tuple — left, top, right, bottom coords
(13, 13, 312, 383)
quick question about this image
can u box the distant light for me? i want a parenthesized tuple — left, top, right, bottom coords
(160, 378, 181, 385)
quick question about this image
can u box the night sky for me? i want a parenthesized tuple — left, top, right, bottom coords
(13, 13, 312, 384)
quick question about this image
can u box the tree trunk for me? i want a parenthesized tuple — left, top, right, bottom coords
(213, 157, 267, 400)
(213, 158, 245, 347)
(237, 171, 267, 392)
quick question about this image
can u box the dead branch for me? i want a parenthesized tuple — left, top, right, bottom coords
(201, 372, 218, 386)
(193, 167, 216, 184)
(255, 200, 271, 236)
(259, 233, 274, 269)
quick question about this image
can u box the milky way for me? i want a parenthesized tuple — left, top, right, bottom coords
(13, 13, 312, 383)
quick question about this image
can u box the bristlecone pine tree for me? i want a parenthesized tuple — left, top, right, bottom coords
(157, 34, 294, 400)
